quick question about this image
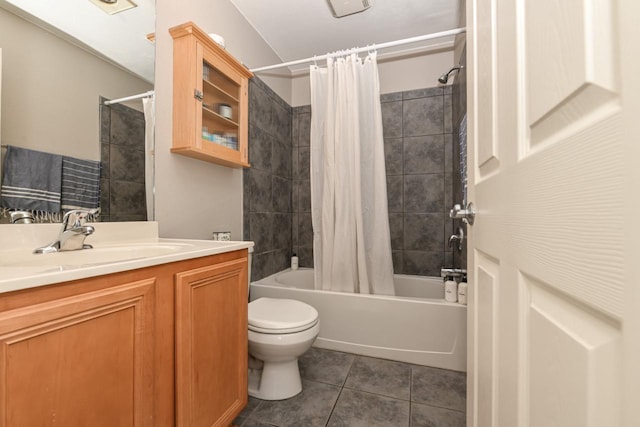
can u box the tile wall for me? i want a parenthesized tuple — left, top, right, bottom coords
(380, 87, 454, 276)
(291, 105, 313, 268)
(99, 99, 147, 222)
(248, 80, 457, 280)
(243, 78, 293, 280)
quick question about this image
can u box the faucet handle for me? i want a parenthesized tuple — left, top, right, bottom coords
(62, 209, 99, 229)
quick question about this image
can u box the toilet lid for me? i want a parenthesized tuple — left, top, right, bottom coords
(248, 298, 319, 333)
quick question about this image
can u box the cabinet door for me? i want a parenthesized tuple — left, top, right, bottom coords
(175, 257, 248, 427)
(0, 278, 156, 427)
(200, 44, 247, 163)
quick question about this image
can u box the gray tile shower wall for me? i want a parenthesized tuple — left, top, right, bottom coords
(99, 98, 147, 222)
(291, 105, 313, 268)
(291, 87, 455, 276)
(245, 78, 293, 281)
(383, 87, 454, 276)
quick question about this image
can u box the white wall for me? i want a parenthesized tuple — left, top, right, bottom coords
(154, 0, 287, 239)
(291, 49, 455, 107)
(0, 8, 152, 161)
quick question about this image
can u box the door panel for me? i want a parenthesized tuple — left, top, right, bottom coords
(527, 277, 620, 427)
(475, 255, 499, 427)
(525, 0, 617, 147)
(475, 0, 499, 174)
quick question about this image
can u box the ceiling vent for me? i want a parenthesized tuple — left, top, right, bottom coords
(88, 0, 137, 15)
(327, 0, 370, 18)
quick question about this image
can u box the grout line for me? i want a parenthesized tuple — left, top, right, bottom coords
(324, 387, 345, 427)
(410, 400, 467, 414)
(409, 365, 413, 403)
(341, 385, 410, 403)
(340, 354, 357, 387)
(323, 354, 357, 426)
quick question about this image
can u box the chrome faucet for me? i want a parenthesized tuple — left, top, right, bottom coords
(34, 209, 96, 254)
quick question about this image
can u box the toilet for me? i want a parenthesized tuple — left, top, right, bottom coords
(247, 297, 319, 400)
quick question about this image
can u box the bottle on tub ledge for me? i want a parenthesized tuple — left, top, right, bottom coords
(291, 253, 299, 271)
(458, 281, 468, 305)
(444, 276, 458, 303)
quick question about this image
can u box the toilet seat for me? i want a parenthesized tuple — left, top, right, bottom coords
(248, 298, 319, 334)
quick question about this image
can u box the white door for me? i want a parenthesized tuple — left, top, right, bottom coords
(466, 0, 639, 426)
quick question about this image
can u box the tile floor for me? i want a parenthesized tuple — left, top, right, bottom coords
(234, 347, 466, 427)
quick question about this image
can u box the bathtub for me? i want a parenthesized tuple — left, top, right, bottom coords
(250, 268, 466, 372)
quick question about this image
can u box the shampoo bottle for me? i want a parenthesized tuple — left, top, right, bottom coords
(458, 282, 468, 305)
(445, 278, 458, 303)
(291, 253, 299, 270)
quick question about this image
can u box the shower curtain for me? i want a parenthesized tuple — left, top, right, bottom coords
(310, 52, 395, 295)
(142, 97, 155, 221)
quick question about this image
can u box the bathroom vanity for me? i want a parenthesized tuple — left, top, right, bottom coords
(0, 222, 251, 427)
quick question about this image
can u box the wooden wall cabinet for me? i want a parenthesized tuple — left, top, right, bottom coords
(0, 249, 249, 427)
(170, 22, 254, 168)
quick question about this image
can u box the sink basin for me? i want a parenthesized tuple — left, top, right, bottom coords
(0, 243, 191, 268)
(0, 222, 253, 294)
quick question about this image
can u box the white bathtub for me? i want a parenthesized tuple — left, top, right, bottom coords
(250, 268, 467, 372)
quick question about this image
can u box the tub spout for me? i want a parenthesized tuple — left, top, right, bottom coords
(440, 268, 467, 280)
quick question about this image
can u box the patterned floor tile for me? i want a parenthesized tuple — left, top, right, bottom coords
(327, 388, 410, 427)
(344, 356, 411, 400)
(411, 366, 466, 412)
(411, 402, 466, 427)
(299, 347, 355, 386)
(250, 379, 340, 427)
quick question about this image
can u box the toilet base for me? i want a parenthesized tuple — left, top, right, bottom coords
(247, 359, 302, 400)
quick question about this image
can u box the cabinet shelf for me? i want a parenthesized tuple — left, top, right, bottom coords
(204, 79, 240, 104)
(202, 105, 239, 128)
(170, 22, 253, 168)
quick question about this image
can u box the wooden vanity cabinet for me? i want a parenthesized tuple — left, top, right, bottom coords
(170, 22, 254, 168)
(0, 249, 249, 427)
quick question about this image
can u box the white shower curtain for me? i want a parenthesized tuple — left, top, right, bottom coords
(142, 97, 155, 221)
(310, 52, 395, 295)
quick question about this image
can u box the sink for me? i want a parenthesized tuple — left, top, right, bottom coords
(0, 221, 254, 293)
(0, 242, 191, 268)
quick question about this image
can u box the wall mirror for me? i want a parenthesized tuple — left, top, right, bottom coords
(0, 0, 155, 222)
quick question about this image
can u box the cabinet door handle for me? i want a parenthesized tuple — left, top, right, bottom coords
(194, 89, 203, 101)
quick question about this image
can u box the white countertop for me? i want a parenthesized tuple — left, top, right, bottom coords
(0, 222, 254, 294)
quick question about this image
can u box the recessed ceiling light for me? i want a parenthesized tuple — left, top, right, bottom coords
(88, 0, 137, 15)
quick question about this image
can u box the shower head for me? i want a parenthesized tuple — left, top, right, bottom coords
(438, 66, 463, 84)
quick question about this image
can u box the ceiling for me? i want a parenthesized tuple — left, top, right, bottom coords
(229, 0, 461, 72)
(0, 0, 155, 83)
(0, 0, 460, 80)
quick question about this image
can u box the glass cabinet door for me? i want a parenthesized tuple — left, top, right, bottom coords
(201, 59, 241, 153)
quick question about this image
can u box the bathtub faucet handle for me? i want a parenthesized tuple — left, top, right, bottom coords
(448, 227, 464, 252)
(449, 202, 475, 225)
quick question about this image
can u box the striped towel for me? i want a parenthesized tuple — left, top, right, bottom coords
(61, 156, 101, 212)
(0, 145, 62, 214)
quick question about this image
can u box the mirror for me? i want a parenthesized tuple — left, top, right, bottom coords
(0, 0, 155, 223)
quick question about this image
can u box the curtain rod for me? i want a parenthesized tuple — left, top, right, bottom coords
(103, 90, 155, 106)
(250, 27, 466, 73)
